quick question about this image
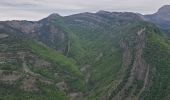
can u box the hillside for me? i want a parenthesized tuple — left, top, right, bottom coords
(0, 27, 85, 100)
(0, 5, 170, 100)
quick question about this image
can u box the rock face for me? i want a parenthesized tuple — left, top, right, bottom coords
(0, 15, 68, 53)
(144, 5, 170, 29)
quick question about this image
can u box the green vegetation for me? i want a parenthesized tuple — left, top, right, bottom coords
(108, 41, 136, 100)
(23, 39, 86, 92)
(0, 11, 170, 100)
(0, 82, 68, 100)
(142, 24, 170, 100)
(0, 62, 19, 71)
(63, 15, 147, 99)
(24, 39, 81, 76)
(133, 80, 144, 96)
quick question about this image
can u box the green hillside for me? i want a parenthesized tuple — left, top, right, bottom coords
(142, 24, 170, 100)
(0, 11, 170, 100)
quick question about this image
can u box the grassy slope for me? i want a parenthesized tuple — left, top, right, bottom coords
(1, 14, 170, 100)
(0, 82, 69, 100)
(64, 22, 123, 99)
(142, 24, 170, 100)
(63, 14, 147, 99)
(0, 37, 70, 100)
(49, 16, 86, 62)
(23, 39, 86, 92)
(24, 39, 81, 76)
(0, 17, 86, 100)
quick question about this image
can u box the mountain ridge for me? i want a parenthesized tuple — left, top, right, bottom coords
(144, 5, 170, 31)
(0, 5, 170, 100)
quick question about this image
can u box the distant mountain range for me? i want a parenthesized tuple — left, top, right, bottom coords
(0, 5, 170, 100)
(144, 5, 170, 30)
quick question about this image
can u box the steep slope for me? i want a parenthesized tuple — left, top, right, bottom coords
(0, 8, 170, 100)
(0, 28, 85, 100)
(0, 15, 68, 53)
(62, 12, 149, 100)
(142, 24, 170, 100)
(61, 12, 170, 100)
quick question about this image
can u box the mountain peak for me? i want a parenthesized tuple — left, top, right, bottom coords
(96, 10, 111, 15)
(157, 5, 170, 14)
(47, 13, 61, 19)
(144, 5, 170, 29)
(39, 13, 62, 23)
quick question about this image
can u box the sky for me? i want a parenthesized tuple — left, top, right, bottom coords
(0, 0, 170, 21)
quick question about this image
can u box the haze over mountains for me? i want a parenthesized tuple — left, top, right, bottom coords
(145, 5, 170, 30)
(0, 5, 170, 100)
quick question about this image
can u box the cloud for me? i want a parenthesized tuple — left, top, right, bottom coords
(0, 0, 170, 21)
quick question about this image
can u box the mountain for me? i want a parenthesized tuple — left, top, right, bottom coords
(0, 5, 170, 100)
(144, 5, 170, 35)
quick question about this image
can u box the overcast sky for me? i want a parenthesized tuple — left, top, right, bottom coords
(0, 0, 170, 21)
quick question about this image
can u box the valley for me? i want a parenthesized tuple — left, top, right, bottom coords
(0, 5, 170, 100)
